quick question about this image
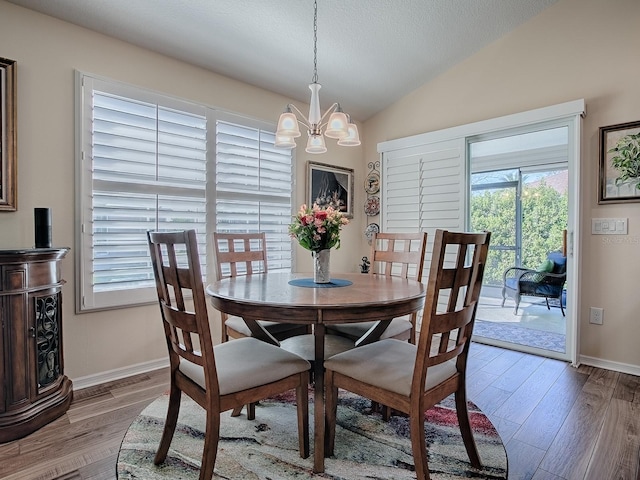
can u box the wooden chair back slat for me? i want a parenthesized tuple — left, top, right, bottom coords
(413, 230, 491, 393)
(148, 230, 219, 396)
(213, 232, 268, 280)
(369, 232, 427, 282)
(212, 232, 270, 342)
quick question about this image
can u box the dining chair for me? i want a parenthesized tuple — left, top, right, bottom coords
(147, 230, 310, 480)
(212, 232, 309, 342)
(326, 231, 427, 344)
(324, 229, 491, 480)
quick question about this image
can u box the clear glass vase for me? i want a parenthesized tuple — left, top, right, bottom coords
(313, 249, 331, 283)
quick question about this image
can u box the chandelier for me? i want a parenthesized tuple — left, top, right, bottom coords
(275, 0, 360, 154)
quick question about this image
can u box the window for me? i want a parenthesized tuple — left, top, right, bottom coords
(214, 121, 293, 272)
(77, 73, 293, 311)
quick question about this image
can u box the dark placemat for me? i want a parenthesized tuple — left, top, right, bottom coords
(288, 278, 353, 288)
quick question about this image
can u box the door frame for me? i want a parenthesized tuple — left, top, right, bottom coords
(379, 99, 584, 365)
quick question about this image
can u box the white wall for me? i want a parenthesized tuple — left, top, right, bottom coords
(0, 1, 364, 382)
(364, 0, 640, 371)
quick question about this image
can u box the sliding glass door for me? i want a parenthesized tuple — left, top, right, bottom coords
(469, 127, 569, 358)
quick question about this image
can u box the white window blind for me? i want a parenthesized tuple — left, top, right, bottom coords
(382, 139, 465, 251)
(214, 120, 293, 272)
(77, 73, 293, 311)
(78, 76, 208, 310)
(381, 139, 466, 318)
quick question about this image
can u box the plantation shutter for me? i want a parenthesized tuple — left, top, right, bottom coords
(215, 119, 293, 271)
(80, 76, 207, 310)
(381, 139, 466, 258)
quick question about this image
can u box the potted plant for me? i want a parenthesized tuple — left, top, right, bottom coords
(609, 132, 640, 189)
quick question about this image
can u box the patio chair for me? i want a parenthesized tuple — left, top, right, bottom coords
(501, 250, 567, 316)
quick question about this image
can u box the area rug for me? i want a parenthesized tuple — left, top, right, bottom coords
(474, 318, 565, 353)
(117, 390, 507, 479)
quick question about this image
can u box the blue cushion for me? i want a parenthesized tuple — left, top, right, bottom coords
(546, 251, 567, 274)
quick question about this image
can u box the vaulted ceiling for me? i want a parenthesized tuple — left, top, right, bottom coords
(7, 0, 558, 120)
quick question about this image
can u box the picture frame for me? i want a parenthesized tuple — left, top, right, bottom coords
(0, 57, 17, 212)
(599, 120, 640, 204)
(307, 161, 354, 218)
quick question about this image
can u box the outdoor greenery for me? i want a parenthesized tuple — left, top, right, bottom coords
(471, 180, 568, 286)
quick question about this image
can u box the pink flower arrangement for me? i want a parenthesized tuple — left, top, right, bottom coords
(289, 203, 349, 252)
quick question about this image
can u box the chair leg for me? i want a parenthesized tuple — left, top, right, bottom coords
(230, 403, 256, 419)
(501, 287, 506, 307)
(560, 296, 565, 316)
(199, 410, 221, 480)
(296, 372, 310, 458)
(454, 389, 481, 469)
(325, 371, 338, 457)
(154, 384, 182, 465)
(409, 406, 430, 480)
(381, 405, 392, 421)
(545, 297, 551, 310)
(513, 294, 520, 314)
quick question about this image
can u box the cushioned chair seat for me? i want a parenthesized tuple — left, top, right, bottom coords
(326, 317, 413, 342)
(225, 316, 307, 338)
(180, 337, 311, 396)
(505, 278, 563, 298)
(324, 339, 457, 397)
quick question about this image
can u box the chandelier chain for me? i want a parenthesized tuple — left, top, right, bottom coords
(312, 0, 318, 84)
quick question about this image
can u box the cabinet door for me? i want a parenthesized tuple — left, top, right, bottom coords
(0, 297, 5, 413)
(31, 289, 64, 396)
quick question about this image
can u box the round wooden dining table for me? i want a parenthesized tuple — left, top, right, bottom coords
(206, 271, 425, 473)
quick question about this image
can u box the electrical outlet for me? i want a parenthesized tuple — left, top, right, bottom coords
(589, 307, 603, 325)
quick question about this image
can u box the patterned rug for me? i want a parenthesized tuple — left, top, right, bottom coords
(117, 389, 507, 479)
(474, 319, 565, 353)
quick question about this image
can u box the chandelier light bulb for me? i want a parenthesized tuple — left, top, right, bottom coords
(324, 109, 349, 139)
(275, 134, 296, 149)
(276, 110, 301, 138)
(337, 121, 361, 146)
(306, 134, 327, 154)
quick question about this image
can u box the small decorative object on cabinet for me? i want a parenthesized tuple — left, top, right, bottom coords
(0, 248, 72, 443)
(359, 256, 370, 273)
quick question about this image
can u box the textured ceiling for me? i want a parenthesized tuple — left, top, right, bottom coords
(7, 0, 558, 120)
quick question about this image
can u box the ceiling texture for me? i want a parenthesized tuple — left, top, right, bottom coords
(8, 0, 558, 121)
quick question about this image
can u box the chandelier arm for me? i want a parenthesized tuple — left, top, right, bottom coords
(287, 103, 312, 129)
(317, 102, 340, 129)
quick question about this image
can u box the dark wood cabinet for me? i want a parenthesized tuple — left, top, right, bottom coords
(0, 248, 72, 442)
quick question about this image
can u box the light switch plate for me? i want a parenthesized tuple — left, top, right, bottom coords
(592, 218, 628, 235)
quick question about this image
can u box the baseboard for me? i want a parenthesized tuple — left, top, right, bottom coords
(579, 355, 640, 377)
(71, 357, 169, 391)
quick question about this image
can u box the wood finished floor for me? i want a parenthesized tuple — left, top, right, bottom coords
(0, 342, 638, 480)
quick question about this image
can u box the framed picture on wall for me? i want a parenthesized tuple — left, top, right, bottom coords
(0, 57, 17, 212)
(307, 161, 354, 218)
(599, 120, 640, 204)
